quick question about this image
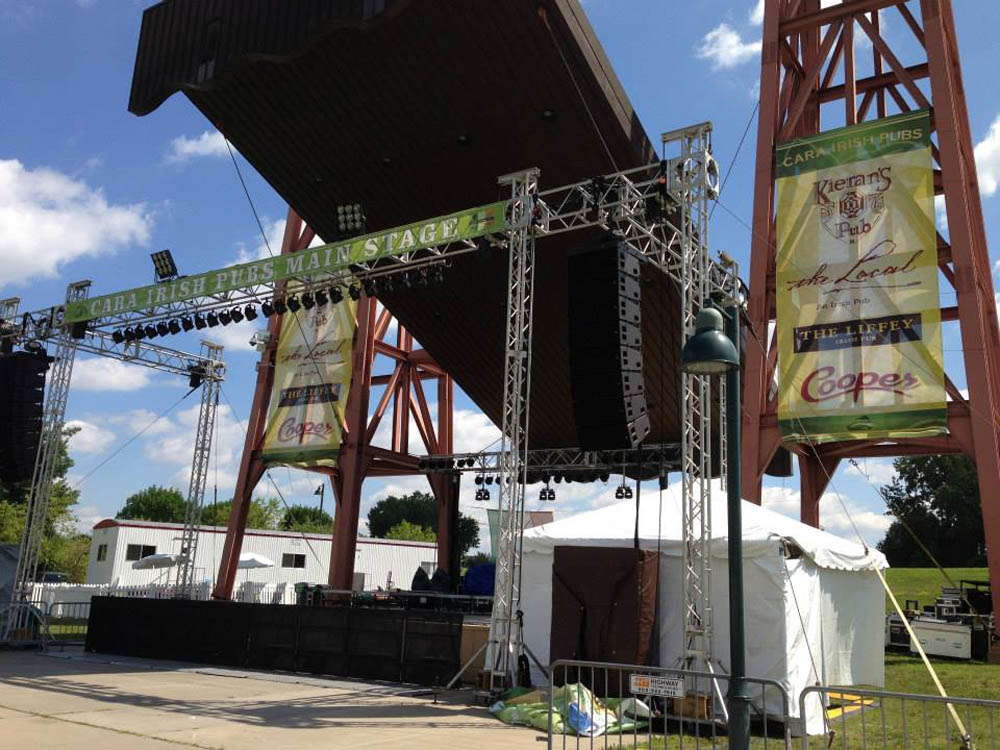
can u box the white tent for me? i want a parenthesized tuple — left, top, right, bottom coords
(520, 480, 887, 735)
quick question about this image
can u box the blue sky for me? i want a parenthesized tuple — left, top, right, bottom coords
(3, 0, 1000, 550)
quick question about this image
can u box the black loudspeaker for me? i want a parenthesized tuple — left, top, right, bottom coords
(0, 350, 51, 484)
(568, 235, 650, 450)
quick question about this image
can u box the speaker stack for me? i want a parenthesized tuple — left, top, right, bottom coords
(0, 350, 51, 484)
(567, 234, 650, 450)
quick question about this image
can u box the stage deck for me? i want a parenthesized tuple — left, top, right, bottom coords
(129, 0, 683, 449)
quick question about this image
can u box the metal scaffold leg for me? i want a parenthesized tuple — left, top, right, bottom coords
(487, 167, 539, 693)
(175, 341, 225, 598)
(3, 280, 90, 640)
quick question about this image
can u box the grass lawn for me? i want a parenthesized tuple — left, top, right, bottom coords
(883, 567, 989, 612)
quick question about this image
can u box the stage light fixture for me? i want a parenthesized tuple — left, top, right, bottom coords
(207, 312, 219, 328)
(244, 305, 258, 321)
(362, 279, 376, 297)
(286, 296, 301, 313)
(168, 319, 181, 335)
(301, 292, 315, 310)
(187, 364, 205, 389)
(261, 301, 275, 317)
(485, 476, 494, 486)
(230, 307, 244, 324)
(145, 325, 158, 339)
(328, 286, 344, 303)
(432, 265, 445, 284)
(623, 485, 633, 499)
(474, 475, 484, 485)
(134, 326, 146, 340)
(112, 330, 125, 344)
(314, 290, 329, 307)
(150, 249, 178, 280)
(218, 310, 232, 326)
(181, 317, 194, 332)
(348, 285, 361, 301)
(615, 485, 625, 499)
(194, 314, 207, 330)
(156, 322, 170, 336)
(122, 328, 135, 342)
(274, 299, 288, 315)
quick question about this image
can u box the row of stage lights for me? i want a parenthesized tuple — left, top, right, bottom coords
(111, 264, 449, 345)
(111, 284, 358, 344)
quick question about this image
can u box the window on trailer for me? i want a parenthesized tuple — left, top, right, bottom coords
(96, 544, 107, 561)
(282, 553, 306, 569)
(125, 544, 156, 561)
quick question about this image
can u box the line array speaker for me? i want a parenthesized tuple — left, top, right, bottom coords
(567, 234, 650, 450)
(0, 350, 51, 484)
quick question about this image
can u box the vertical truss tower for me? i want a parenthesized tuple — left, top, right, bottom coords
(175, 341, 225, 597)
(741, 0, 1000, 619)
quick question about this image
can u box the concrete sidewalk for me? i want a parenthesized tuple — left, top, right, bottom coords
(0, 649, 544, 749)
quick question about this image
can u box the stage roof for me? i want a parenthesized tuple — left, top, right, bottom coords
(129, 0, 683, 449)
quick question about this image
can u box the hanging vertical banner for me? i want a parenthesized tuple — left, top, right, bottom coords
(775, 110, 946, 443)
(261, 289, 357, 467)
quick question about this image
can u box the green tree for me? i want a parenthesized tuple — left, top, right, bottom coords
(463, 551, 493, 568)
(1, 426, 81, 544)
(280, 504, 333, 533)
(367, 491, 480, 556)
(877, 454, 986, 567)
(386, 520, 437, 543)
(200, 496, 283, 530)
(116, 485, 187, 523)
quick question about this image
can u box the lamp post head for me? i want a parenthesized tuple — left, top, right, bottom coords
(681, 307, 740, 376)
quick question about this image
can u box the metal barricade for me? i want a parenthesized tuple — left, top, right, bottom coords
(46, 601, 90, 645)
(547, 660, 792, 749)
(799, 686, 1000, 749)
(0, 601, 50, 645)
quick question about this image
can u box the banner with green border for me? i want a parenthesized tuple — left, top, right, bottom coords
(65, 200, 509, 323)
(775, 110, 947, 444)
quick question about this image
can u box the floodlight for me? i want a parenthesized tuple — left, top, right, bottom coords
(301, 292, 315, 310)
(181, 317, 194, 332)
(112, 330, 125, 344)
(261, 301, 275, 317)
(273, 298, 287, 315)
(230, 307, 244, 324)
(150, 249, 178, 280)
(144, 324, 158, 339)
(314, 290, 328, 307)
(156, 322, 170, 336)
(218, 310, 231, 326)
(244, 305, 258, 321)
(168, 319, 181, 335)
(194, 314, 207, 330)
(206, 312, 219, 328)
(286, 296, 301, 313)
(348, 285, 360, 301)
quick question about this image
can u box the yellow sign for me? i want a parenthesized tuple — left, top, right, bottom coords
(775, 110, 945, 443)
(261, 289, 356, 467)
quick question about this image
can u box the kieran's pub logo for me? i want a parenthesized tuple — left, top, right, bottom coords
(815, 166, 891, 243)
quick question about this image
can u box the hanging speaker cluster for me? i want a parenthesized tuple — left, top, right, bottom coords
(567, 234, 650, 450)
(0, 349, 52, 484)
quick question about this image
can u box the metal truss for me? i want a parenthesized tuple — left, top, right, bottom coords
(487, 168, 539, 691)
(420, 443, 681, 476)
(175, 341, 225, 598)
(3, 281, 90, 638)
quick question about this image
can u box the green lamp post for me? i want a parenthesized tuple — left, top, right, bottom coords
(681, 305, 749, 750)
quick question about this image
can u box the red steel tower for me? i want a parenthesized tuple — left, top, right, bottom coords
(212, 208, 458, 599)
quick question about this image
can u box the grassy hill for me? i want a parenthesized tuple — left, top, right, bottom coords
(882, 567, 989, 611)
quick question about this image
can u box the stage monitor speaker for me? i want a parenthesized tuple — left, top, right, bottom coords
(0, 350, 51, 484)
(567, 235, 650, 450)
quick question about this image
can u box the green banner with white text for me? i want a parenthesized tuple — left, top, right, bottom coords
(775, 110, 946, 444)
(65, 200, 509, 323)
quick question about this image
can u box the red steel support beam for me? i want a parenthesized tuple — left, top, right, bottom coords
(743, 0, 1000, 625)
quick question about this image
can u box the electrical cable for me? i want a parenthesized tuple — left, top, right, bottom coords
(709, 101, 759, 220)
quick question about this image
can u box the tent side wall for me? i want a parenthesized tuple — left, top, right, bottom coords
(818, 567, 886, 688)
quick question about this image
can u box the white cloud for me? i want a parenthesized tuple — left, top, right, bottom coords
(106, 408, 175, 436)
(165, 130, 229, 164)
(845, 458, 896, 485)
(696, 23, 762, 70)
(453, 409, 501, 453)
(762, 485, 892, 547)
(749, 0, 764, 25)
(975, 114, 1000, 197)
(232, 216, 327, 263)
(0, 159, 152, 288)
(73, 503, 105, 532)
(71, 357, 153, 391)
(64, 418, 116, 455)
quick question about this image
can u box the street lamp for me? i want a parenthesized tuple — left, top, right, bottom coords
(680, 303, 749, 750)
